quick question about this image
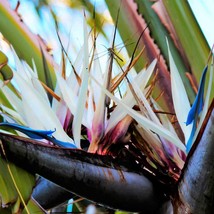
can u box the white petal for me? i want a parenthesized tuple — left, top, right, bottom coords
(106, 59, 157, 133)
(72, 17, 89, 148)
(167, 39, 192, 144)
(91, 74, 185, 152)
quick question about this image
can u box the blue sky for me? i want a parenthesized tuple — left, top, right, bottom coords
(189, 0, 214, 48)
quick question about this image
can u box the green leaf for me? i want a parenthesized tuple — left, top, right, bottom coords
(134, 0, 197, 103)
(22, 198, 46, 214)
(0, 51, 13, 83)
(0, 50, 8, 65)
(0, 208, 11, 214)
(0, 66, 13, 83)
(162, 0, 210, 82)
(105, 0, 146, 71)
(0, 158, 35, 213)
(162, 0, 213, 101)
(104, 0, 183, 112)
(0, 1, 56, 87)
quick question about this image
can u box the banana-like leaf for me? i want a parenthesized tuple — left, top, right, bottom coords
(0, 208, 11, 214)
(105, 0, 210, 105)
(22, 198, 46, 214)
(162, 0, 210, 82)
(134, 0, 197, 103)
(0, 197, 46, 214)
(0, 0, 56, 87)
(105, 0, 146, 70)
(104, 0, 177, 111)
(0, 158, 35, 213)
(0, 133, 166, 213)
(162, 0, 213, 102)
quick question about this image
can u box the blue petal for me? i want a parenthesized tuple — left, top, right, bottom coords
(47, 137, 77, 148)
(0, 123, 76, 148)
(185, 65, 208, 153)
(186, 65, 208, 125)
(0, 123, 55, 139)
(186, 120, 197, 153)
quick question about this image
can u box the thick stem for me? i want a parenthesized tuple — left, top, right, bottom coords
(0, 133, 165, 213)
(32, 177, 74, 210)
(174, 105, 214, 213)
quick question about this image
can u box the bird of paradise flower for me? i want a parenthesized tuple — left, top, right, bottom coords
(0, 15, 213, 213)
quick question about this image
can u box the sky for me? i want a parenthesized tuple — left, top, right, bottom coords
(188, 0, 214, 48)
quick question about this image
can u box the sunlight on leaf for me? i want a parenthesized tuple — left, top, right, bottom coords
(0, 156, 34, 214)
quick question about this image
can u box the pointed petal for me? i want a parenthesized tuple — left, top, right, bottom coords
(106, 59, 157, 133)
(0, 105, 25, 124)
(167, 39, 192, 144)
(187, 58, 213, 151)
(185, 65, 208, 153)
(0, 123, 76, 148)
(72, 16, 89, 148)
(186, 65, 208, 125)
(0, 122, 54, 139)
(91, 75, 186, 152)
(13, 72, 73, 144)
(193, 58, 213, 142)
